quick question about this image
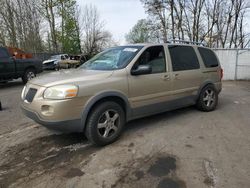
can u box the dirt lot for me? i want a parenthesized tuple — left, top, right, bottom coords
(0, 79, 249, 188)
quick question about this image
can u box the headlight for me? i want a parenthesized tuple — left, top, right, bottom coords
(21, 85, 27, 100)
(43, 85, 78, 100)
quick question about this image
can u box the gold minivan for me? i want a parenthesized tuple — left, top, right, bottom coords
(21, 42, 223, 146)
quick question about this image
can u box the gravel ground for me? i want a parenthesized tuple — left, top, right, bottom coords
(0, 79, 249, 188)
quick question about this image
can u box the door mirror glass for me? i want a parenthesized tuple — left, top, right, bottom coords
(131, 65, 152, 75)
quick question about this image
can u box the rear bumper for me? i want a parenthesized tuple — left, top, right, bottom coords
(21, 104, 83, 133)
(214, 82, 222, 93)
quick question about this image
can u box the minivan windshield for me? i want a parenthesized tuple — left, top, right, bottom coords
(80, 46, 143, 70)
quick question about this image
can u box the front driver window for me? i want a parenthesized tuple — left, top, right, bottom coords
(134, 46, 166, 74)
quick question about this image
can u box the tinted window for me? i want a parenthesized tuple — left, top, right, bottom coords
(0, 48, 9, 58)
(134, 46, 166, 74)
(198, 47, 219, 67)
(168, 46, 200, 71)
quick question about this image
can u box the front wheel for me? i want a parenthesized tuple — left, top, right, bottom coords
(196, 85, 218, 112)
(85, 101, 125, 146)
(22, 69, 36, 84)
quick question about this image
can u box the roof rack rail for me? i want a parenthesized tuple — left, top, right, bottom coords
(167, 39, 206, 46)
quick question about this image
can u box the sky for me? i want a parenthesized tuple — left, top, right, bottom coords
(76, 0, 147, 44)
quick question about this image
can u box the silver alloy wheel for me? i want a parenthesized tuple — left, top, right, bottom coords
(97, 110, 120, 138)
(27, 72, 35, 81)
(203, 89, 215, 107)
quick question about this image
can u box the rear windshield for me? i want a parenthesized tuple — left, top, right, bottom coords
(198, 47, 219, 67)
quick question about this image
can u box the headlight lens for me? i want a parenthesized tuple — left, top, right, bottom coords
(43, 85, 78, 99)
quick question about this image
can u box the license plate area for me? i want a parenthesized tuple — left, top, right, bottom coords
(25, 88, 37, 103)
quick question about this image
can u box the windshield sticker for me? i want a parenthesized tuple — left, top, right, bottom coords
(123, 48, 138, 52)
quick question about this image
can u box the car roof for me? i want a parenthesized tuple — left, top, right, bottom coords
(124, 43, 210, 49)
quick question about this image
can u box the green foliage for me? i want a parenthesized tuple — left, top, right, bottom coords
(126, 19, 151, 43)
(57, 0, 81, 54)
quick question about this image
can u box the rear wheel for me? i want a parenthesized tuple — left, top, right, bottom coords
(22, 69, 36, 84)
(85, 101, 125, 146)
(196, 85, 218, 112)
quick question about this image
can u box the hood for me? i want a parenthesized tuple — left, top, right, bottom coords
(29, 69, 113, 87)
(43, 59, 57, 64)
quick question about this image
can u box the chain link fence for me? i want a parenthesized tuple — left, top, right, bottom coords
(214, 49, 250, 80)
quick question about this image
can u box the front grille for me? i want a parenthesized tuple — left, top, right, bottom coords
(25, 88, 37, 103)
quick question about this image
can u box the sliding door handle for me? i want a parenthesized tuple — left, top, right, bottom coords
(174, 73, 180, 80)
(162, 74, 170, 81)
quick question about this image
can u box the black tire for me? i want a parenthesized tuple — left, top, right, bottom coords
(196, 85, 218, 112)
(22, 69, 36, 84)
(85, 101, 125, 146)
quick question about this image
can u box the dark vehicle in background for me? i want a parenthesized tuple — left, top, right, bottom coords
(0, 47, 42, 84)
(79, 54, 90, 66)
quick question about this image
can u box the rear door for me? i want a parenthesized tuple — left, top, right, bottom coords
(167, 45, 203, 100)
(0, 48, 15, 79)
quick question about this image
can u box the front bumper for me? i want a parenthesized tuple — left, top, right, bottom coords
(21, 83, 87, 132)
(21, 104, 82, 132)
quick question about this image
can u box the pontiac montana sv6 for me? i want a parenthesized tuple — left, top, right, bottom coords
(21, 43, 222, 146)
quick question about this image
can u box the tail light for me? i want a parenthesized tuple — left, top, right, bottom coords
(220, 68, 223, 80)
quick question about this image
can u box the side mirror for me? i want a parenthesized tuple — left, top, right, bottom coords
(131, 65, 152, 76)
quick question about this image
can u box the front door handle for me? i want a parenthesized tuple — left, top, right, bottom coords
(174, 73, 180, 80)
(162, 74, 170, 81)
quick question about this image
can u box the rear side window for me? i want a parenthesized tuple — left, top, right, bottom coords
(168, 46, 200, 71)
(0, 48, 9, 58)
(198, 47, 219, 67)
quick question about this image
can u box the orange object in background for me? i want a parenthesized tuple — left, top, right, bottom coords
(7, 47, 33, 59)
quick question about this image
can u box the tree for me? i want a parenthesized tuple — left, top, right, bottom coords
(0, 0, 115, 54)
(81, 5, 114, 57)
(57, 0, 81, 54)
(41, 0, 59, 52)
(0, 0, 43, 52)
(0, 0, 18, 47)
(141, 0, 169, 42)
(140, 0, 250, 48)
(125, 19, 152, 43)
